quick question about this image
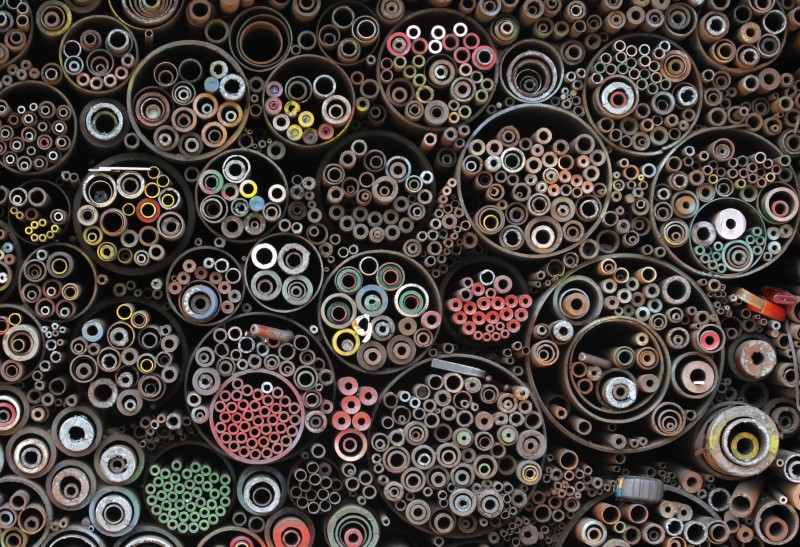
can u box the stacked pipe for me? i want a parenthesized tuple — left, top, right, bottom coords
(0, 1, 797, 546)
(446, 267, 532, 343)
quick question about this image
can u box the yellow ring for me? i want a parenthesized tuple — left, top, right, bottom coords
(481, 213, 500, 231)
(283, 100, 301, 117)
(97, 242, 117, 261)
(116, 303, 134, 321)
(730, 431, 759, 461)
(332, 329, 360, 356)
(139, 202, 158, 219)
(159, 192, 176, 208)
(286, 124, 303, 142)
(240, 180, 258, 199)
(50, 257, 69, 276)
(144, 182, 160, 199)
(297, 111, 314, 128)
(139, 357, 156, 374)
